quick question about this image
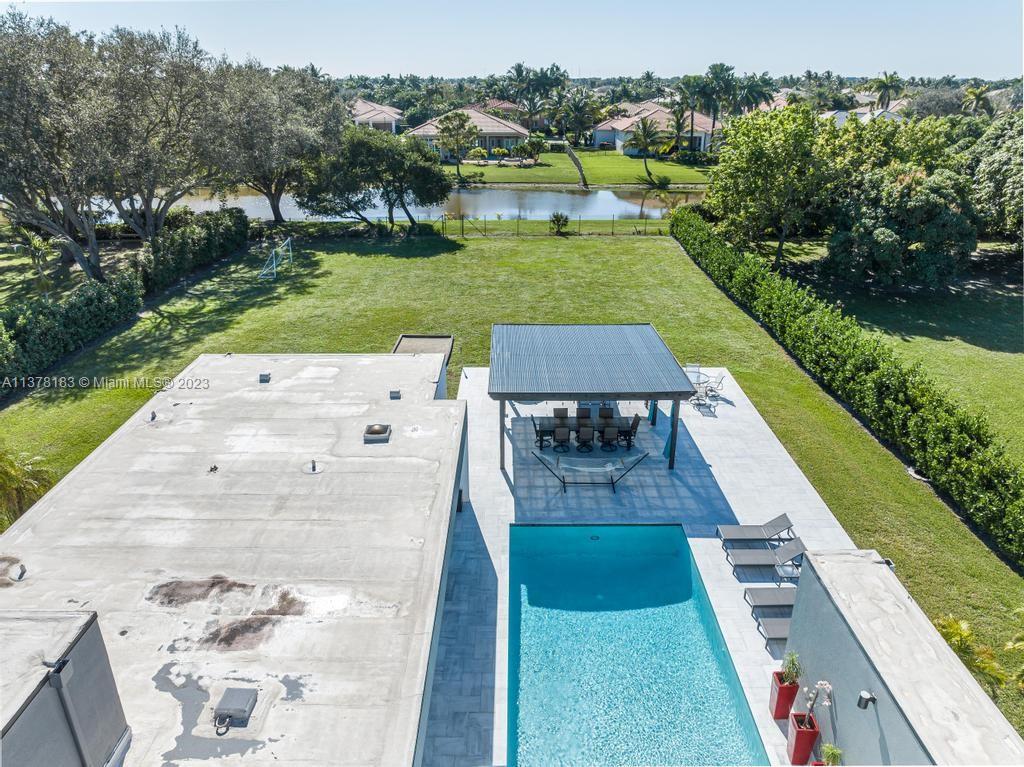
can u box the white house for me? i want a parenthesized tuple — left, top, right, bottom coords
(351, 98, 403, 133)
(820, 104, 907, 127)
(406, 108, 529, 158)
(592, 100, 714, 154)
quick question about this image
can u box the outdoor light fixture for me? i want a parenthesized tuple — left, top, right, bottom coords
(857, 690, 877, 709)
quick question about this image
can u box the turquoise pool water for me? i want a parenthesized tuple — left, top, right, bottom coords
(508, 525, 768, 767)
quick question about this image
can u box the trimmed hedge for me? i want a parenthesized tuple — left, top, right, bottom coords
(0, 273, 144, 393)
(134, 207, 249, 293)
(670, 207, 1024, 565)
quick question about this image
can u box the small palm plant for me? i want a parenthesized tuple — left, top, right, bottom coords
(935, 614, 1007, 695)
(821, 743, 843, 766)
(1002, 607, 1024, 690)
(14, 228, 57, 299)
(781, 651, 802, 685)
(549, 211, 569, 235)
(624, 116, 666, 183)
(0, 448, 51, 530)
(962, 85, 994, 117)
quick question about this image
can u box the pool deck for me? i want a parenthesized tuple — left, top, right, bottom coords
(422, 366, 854, 766)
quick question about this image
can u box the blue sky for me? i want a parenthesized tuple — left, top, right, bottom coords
(16, 0, 1024, 79)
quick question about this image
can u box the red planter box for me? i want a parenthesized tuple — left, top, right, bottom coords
(770, 671, 799, 719)
(787, 712, 819, 765)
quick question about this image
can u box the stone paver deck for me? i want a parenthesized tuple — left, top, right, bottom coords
(423, 367, 854, 766)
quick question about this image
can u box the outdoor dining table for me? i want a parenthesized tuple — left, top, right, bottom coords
(534, 415, 637, 450)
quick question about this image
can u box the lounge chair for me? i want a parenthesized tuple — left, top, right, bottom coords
(717, 514, 794, 544)
(531, 415, 551, 449)
(598, 426, 619, 452)
(553, 427, 571, 453)
(744, 586, 798, 608)
(757, 617, 791, 646)
(726, 538, 806, 568)
(575, 426, 594, 453)
(706, 373, 726, 398)
(617, 414, 641, 449)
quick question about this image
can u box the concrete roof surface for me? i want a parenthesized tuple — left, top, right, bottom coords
(808, 550, 1024, 764)
(0, 354, 465, 766)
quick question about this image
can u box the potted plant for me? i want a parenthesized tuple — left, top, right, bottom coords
(770, 651, 802, 719)
(788, 680, 831, 765)
(818, 743, 843, 765)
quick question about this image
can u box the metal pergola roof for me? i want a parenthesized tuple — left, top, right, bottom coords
(488, 324, 695, 402)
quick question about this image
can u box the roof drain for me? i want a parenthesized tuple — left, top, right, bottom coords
(363, 424, 392, 444)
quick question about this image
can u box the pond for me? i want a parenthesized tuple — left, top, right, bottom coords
(176, 187, 705, 222)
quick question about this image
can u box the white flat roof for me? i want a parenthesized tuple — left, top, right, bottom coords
(0, 354, 465, 766)
(808, 550, 1024, 764)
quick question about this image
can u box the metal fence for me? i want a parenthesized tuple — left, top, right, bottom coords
(372, 215, 673, 238)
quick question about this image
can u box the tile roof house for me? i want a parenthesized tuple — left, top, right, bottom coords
(470, 98, 523, 117)
(592, 101, 714, 154)
(351, 98, 403, 133)
(406, 108, 529, 158)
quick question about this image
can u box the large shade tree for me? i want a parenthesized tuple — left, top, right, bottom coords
(706, 106, 831, 265)
(0, 12, 108, 280)
(98, 27, 231, 242)
(223, 62, 347, 223)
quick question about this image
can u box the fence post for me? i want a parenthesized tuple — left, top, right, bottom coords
(484, 215, 487, 237)
(516, 217, 520, 237)
(611, 215, 615, 236)
(578, 215, 582, 234)
(644, 218, 648, 235)
(461, 215, 464, 237)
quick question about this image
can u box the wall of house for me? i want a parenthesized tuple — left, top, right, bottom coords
(786, 564, 932, 765)
(592, 129, 617, 148)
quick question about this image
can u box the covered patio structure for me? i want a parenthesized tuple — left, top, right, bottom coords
(488, 324, 696, 470)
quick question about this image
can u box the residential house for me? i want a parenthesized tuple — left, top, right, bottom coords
(820, 102, 907, 127)
(406, 108, 529, 158)
(351, 98, 403, 133)
(592, 100, 714, 153)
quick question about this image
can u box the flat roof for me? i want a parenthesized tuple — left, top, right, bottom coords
(808, 551, 1024, 764)
(0, 354, 466, 766)
(1, 610, 95, 729)
(488, 323, 695, 401)
(392, 334, 454, 367)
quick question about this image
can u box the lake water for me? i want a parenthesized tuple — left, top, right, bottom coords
(177, 187, 705, 222)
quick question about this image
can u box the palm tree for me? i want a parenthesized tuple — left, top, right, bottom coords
(962, 84, 994, 116)
(564, 88, 597, 146)
(661, 101, 689, 155)
(869, 71, 904, 110)
(638, 70, 659, 98)
(704, 63, 736, 151)
(507, 62, 532, 100)
(0, 448, 50, 529)
(546, 87, 569, 137)
(624, 116, 664, 181)
(675, 76, 702, 154)
(733, 72, 774, 113)
(520, 92, 545, 131)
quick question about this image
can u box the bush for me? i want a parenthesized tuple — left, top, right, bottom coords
(670, 207, 1024, 566)
(549, 211, 570, 235)
(0, 272, 144, 395)
(134, 207, 249, 293)
(466, 147, 488, 161)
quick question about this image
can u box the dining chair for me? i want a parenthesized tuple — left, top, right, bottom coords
(553, 427, 571, 453)
(553, 407, 569, 420)
(575, 426, 594, 453)
(576, 407, 591, 421)
(598, 406, 614, 420)
(599, 426, 619, 451)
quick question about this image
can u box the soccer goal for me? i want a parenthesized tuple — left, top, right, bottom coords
(257, 237, 293, 279)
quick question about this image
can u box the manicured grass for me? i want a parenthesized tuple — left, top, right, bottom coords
(1, 234, 1022, 730)
(765, 239, 1024, 462)
(446, 151, 709, 185)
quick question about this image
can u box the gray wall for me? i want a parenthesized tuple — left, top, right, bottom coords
(2, 617, 130, 767)
(786, 564, 932, 766)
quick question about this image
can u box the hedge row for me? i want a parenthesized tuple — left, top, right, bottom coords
(1, 208, 250, 397)
(134, 207, 249, 293)
(670, 207, 1024, 565)
(0, 273, 143, 392)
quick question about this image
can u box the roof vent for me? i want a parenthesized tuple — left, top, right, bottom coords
(389, 389, 402, 400)
(214, 687, 258, 735)
(363, 424, 392, 444)
(258, 372, 271, 384)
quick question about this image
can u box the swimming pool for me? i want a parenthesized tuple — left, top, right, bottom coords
(508, 524, 768, 767)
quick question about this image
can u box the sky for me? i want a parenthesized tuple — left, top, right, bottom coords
(14, 0, 1024, 80)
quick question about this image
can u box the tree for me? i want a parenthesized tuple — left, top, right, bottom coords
(0, 446, 51, 531)
(624, 117, 665, 182)
(904, 88, 966, 118)
(294, 128, 377, 225)
(520, 92, 545, 131)
(733, 72, 774, 113)
(98, 27, 230, 242)
(962, 85, 994, 116)
(706, 106, 830, 265)
(826, 163, 977, 287)
(373, 135, 451, 230)
(0, 11, 108, 281)
(436, 111, 479, 179)
(564, 88, 598, 146)
(507, 62, 531, 100)
(970, 111, 1023, 246)
(222, 62, 346, 223)
(13, 229, 58, 299)
(546, 87, 569, 137)
(661, 102, 690, 155)
(675, 75, 703, 154)
(869, 71, 904, 110)
(935, 615, 1007, 695)
(704, 63, 736, 151)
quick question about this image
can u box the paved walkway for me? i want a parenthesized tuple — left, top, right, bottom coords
(422, 367, 854, 766)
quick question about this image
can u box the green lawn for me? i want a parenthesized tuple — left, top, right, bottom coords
(765, 239, 1024, 462)
(447, 151, 709, 185)
(1, 233, 1022, 730)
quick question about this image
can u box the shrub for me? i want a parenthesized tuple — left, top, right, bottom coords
(0, 272, 144, 394)
(671, 207, 1024, 566)
(492, 147, 510, 160)
(549, 211, 570, 235)
(466, 147, 488, 161)
(135, 207, 249, 293)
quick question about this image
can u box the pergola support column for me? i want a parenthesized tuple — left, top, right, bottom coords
(668, 398, 680, 470)
(499, 398, 506, 470)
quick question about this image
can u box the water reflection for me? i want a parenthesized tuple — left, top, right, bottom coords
(177, 187, 705, 222)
